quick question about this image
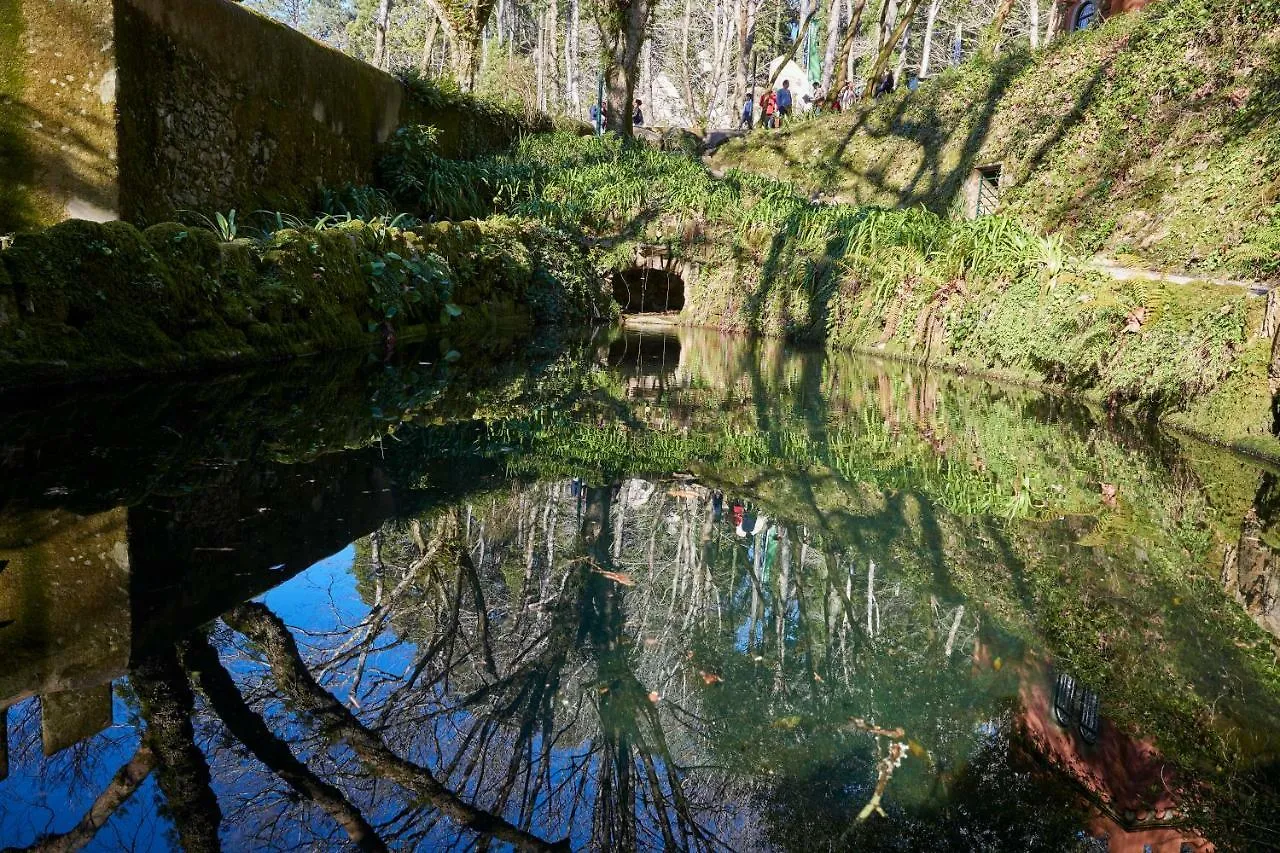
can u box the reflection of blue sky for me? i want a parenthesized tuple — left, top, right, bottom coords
(0, 546, 370, 851)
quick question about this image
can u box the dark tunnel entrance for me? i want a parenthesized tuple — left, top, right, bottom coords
(612, 267, 686, 314)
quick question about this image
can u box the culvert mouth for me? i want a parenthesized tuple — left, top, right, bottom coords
(612, 267, 685, 314)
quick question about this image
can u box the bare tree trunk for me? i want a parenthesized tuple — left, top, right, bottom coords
(735, 0, 757, 107)
(428, 0, 500, 91)
(224, 603, 566, 852)
(536, 11, 546, 111)
(567, 0, 580, 112)
(597, 0, 656, 136)
(918, 0, 942, 77)
(821, 0, 843, 91)
(1044, 0, 1060, 44)
(181, 637, 387, 853)
(860, 0, 923, 100)
(982, 0, 1018, 59)
(829, 0, 869, 98)
(28, 747, 156, 853)
(765, 8, 817, 91)
(419, 17, 440, 74)
(132, 651, 223, 853)
(547, 0, 560, 111)
(1028, 0, 1040, 49)
(680, 0, 699, 128)
(372, 0, 393, 69)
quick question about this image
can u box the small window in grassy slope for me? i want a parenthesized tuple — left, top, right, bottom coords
(1074, 0, 1097, 30)
(974, 165, 1002, 217)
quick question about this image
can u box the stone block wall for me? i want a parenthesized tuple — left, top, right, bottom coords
(1, 0, 539, 232)
(0, 0, 119, 232)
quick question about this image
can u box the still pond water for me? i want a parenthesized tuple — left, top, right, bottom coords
(1, 327, 1279, 852)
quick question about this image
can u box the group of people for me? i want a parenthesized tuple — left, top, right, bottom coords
(588, 99, 646, 131)
(738, 70, 900, 130)
(587, 68, 905, 134)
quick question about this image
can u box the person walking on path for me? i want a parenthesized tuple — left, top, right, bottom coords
(775, 80, 793, 124)
(738, 93, 754, 130)
(838, 81, 855, 112)
(875, 70, 896, 98)
(760, 89, 777, 129)
(632, 99, 645, 127)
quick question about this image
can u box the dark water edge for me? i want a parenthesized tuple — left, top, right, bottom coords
(0, 326, 1278, 852)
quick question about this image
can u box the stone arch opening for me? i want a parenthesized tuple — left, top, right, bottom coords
(612, 267, 686, 314)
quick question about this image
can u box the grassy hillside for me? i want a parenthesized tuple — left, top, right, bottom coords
(709, 0, 1280, 279)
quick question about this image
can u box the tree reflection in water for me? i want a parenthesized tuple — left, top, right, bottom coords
(1, 328, 1279, 851)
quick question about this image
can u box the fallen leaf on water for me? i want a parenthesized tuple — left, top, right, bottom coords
(992, 657, 1003, 671)
(595, 569, 634, 586)
(772, 715, 802, 730)
(813, 672, 824, 682)
(908, 740, 927, 758)
(700, 671, 723, 684)
(648, 691, 661, 703)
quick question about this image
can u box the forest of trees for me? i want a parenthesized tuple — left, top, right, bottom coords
(246, 0, 1067, 132)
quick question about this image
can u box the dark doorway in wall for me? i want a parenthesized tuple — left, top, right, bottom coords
(974, 164, 1002, 217)
(612, 267, 686, 313)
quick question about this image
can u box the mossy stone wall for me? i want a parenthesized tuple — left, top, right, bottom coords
(0, 0, 118, 233)
(0, 216, 610, 388)
(0, 0, 541, 232)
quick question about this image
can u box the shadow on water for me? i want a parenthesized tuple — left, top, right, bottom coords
(0, 327, 1279, 851)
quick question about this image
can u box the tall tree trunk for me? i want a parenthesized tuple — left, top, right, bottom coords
(680, 0, 699, 129)
(918, 0, 941, 77)
(735, 0, 757, 106)
(132, 651, 224, 853)
(1028, 0, 1040, 48)
(419, 17, 440, 73)
(765, 8, 817, 91)
(428, 0, 500, 91)
(820, 0, 842, 91)
(547, 0, 560, 110)
(1044, 0, 1060, 44)
(860, 0, 924, 99)
(597, 0, 656, 137)
(828, 0, 868, 98)
(982, 0, 1018, 59)
(372, 0, 393, 69)
(567, 0, 580, 112)
(536, 11, 546, 111)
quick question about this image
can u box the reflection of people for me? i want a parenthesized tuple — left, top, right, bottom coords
(731, 500, 745, 528)
(712, 490, 724, 521)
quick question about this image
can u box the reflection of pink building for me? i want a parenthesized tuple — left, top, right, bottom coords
(973, 638, 1211, 851)
(1018, 672, 1213, 852)
(1054, 0, 1155, 35)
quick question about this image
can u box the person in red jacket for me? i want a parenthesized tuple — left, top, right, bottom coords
(760, 89, 778, 129)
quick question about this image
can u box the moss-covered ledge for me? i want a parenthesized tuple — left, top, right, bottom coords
(0, 216, 613, 389)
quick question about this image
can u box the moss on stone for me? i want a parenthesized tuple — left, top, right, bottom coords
(0, 0, 35, 233)
(0, 211, 611, 388)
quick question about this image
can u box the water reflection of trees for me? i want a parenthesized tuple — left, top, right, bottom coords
(8, 329, 1280, 850)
